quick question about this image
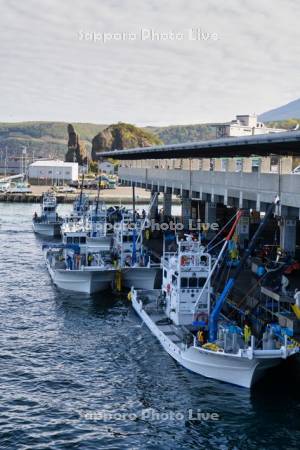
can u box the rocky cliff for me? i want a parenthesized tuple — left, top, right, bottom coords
(65, 124, 88, 165)
(91, 122, 162, 160)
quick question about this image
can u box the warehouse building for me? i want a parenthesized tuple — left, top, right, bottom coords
(28, 160, 78, 185)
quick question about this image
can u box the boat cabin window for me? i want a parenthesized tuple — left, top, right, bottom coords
(189, 277, 198, 288)
(67, 237, 72, 244)
(198, 277, 206, 287)
(80, 237, 86, 244)
(180, 277, 207, 288)
(73, 237, 80, 244)
(181, 278, 188, 288)
(163, 270, 167, 278)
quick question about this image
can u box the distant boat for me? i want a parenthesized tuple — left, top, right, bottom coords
(32, 192, 62, 237)
(6, 181, 32, 193)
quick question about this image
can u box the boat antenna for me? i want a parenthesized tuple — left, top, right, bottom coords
(95, 175, 101, 215)
(79, 173, 84, 207)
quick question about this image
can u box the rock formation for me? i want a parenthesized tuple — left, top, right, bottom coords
(65, 124, 88, 165)
(91, 122, 162, 160)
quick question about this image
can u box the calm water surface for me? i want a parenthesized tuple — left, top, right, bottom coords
(0, 203, 299, 449)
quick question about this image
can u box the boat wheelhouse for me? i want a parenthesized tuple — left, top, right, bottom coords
(112, 213, 160, 290)
(32, 192, 62, 237)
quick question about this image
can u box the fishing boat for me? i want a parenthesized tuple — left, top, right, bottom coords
(112, 212, 160, 290)
(131, 198, 299, 388)
(85, 197, 112, 249)
(70, 192, 90, 221)
(44, 221, 115, 294)
(32, 192, 62, 237)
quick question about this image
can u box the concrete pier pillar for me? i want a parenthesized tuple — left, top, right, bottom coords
(205, 202, 216, 225)
(181, 194, 191, 231)
(205, 202, 217, 239)
(163, 191, 172, 218)
(280, 218, 297, 255)
(149, 190, 159, 220)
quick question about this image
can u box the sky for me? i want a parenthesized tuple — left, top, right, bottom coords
(0, 0, 299, 126)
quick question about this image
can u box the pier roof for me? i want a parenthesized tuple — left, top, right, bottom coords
(98, 130, 300, 160)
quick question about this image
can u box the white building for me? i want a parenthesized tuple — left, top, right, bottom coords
(215, 114, 286, 138)
(98, 160, 115, 175)
(28, 160, 78, 184)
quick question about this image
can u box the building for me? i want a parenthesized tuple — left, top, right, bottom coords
(122, 114, 299, 174)
(214, 114, 286, 138)
(98, 160, 115, 175)
(28, 160, 78, 185)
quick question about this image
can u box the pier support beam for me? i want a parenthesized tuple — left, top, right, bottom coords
(149, 190, 159, 220)
(163, 191, 172, 219)
(181, 193, 191, 231)
(280, 218, 297, 255)
(205, 202, 216, 224)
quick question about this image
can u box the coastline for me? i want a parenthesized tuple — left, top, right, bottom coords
(0, 185, 180, 205)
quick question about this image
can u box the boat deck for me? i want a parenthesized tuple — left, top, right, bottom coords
(136, 289, 189, 350)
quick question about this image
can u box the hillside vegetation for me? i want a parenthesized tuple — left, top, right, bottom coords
(92, 122, 162, 159)
(0, 122, 106, 160)
(146, 124, 215, 144)
(265, 118, 300, 130)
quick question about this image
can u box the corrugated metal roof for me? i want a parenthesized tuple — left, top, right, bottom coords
(29, 160, 78, 167)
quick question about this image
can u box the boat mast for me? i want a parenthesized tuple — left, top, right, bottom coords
(95, 175, 101, 215)
(79, 173, 84, 210)
(132, 182, 137, 265)
(193, 210, 242, 316)
(208, 196, 280, 342)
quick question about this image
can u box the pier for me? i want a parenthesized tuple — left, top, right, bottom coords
(0, 186, 176, 205)
(100, 131, 300, 256)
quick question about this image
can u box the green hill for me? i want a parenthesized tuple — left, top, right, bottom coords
(146, 123, 216, 145)
(0, 122, 106, 160)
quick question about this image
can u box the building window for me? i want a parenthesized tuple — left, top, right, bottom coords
(235, 159, 242, 172)
(221, 159, 228, 171)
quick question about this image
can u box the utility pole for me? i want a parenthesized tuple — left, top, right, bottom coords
(4, 146, 7, 178)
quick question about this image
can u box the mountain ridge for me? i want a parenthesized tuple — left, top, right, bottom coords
(259, 98, 300, 121)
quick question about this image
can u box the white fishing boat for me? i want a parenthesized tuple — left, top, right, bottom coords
(32, 192, 62, 237)
(131, 200, 299, 388)
(85, 201, 111, 250)
(112, 212, 160, 290)
(44, 222, 115, 294)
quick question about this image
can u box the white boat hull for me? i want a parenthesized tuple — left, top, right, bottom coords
(33, 221, 61, 237)
(47, 263, 115, 294)
(132, 294, 294, 388)
(121, 267, 160, 290)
